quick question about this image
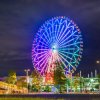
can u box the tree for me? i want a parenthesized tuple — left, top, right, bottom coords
(6, 70, 17, 84)
(97, 74, 100, 93)
(73, 76, 80, 92)
(16, 77, 27, 88)
(54, 63, 66, 93)
(31, 70, 42, 92)
(84, 78, 90, 92)
(66, 77, 71, 93)
(79, 77, 84, 92)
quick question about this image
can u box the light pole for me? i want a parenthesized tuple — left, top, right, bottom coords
(96, 60, 100, 75)
(24, 69, 30, 93)
(96, 60, 100, 93)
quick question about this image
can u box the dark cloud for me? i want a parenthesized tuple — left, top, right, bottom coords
(0, 0, 100, 76)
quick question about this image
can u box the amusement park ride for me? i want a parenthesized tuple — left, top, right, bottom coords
(32, 16, 83, 85)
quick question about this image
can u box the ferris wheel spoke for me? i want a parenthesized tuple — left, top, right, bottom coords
(35, 44, 49, 50)
(58, 51, 73, 61)
(37, 33, 49, 47)
(57, 24, 65, 42)
(34, 44, 49, 50)
(56, 19, 65, 43)
(35, 48, 49, 51)
(41, 30, 51, 45)
(59, 48, 75, 51)
(57, 22, 72, 43)
(38, 41, 50, 49)
(48, 28, 53, 43)
(74, 45, 80, 53)
(50, 25, 55, 43)
(59, 51, 78, 65)
(43, 26, 52, 44)
(58, 53, 76, 71)
(40, 59, 48, 75)
(56, 22, 61, 39)
(35, 39, 49, 48)
(58, 54, 68, 69)
(60, 35, 82, 48)
(54, 25, 59, 43)
(59, 30, 77, 46)
(36, 51, 49, 60)
(58, 29, 70, 45)
(46, 21, 54, 43)
(57, 20, 71, 42)
(59, 35, 80, 48)
(34, 50, 48, 56)
(74, 35, 82, 42)
(59, 42, 82, 49)
(59, 50, 78, 63)
(59, 49, 79, 57)
(45, 30, 52, 44)
(39, 53, 50, 75)
(40, 53, 50, 75)
(34, 51, 50, 69)
(73, 55, 78, 64)
(33, 49, 48, 54)
(51, 20, 55, 34)
(55, 27, 60, 44)
(63, 29, 77, 42)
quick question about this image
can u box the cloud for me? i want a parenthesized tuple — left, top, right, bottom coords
(0, 0, 100, 76)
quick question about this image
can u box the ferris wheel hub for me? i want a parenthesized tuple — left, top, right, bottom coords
(52, 45, 57, 53)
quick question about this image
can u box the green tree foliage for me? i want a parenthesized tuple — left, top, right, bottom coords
(44, 85, 51, 92)
(73, 76, 80, 92)
(31, 70, 41, 85)
(66, 78, 71, 86)
(54, 63, 66, 92)
(16, 77, 27, 88)
(54, 63, 66, 85)
(6, 70, 17, 84)
(97, 74, 100, 83)
(97, 74, 100, 92)
(31, 70, 42, 91)
(79, 77, 84, 92)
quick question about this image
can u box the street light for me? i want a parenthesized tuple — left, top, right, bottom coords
(96, 60, 100, 64)
(96, 60, 100, 93)
(96, 60, 100, 74)
(24, 69, 30, 93)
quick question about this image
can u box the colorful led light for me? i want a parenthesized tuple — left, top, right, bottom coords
(32, 16, 83, 76)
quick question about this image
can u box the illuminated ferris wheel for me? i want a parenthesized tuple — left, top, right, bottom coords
(32, 16, 83, 76)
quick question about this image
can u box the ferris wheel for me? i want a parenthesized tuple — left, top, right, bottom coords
(32, 16, 83, 76)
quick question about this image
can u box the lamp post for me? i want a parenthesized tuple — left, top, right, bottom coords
(24, 69, 30, 93)
(88, 74, 89, 78)
(96, 60, 100, 72)
(91, 72, 93, 78)
(96, 60, 100, 93)
(95, 70, 97, 77)
(80, 70, 81, 77)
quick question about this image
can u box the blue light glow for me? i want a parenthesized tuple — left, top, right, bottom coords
(32, 16, 83, 76)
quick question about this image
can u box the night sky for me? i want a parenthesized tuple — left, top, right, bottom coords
(0, 0, 100, 77)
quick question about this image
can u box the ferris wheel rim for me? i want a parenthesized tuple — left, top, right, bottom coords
(32, 16, 83, 76)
